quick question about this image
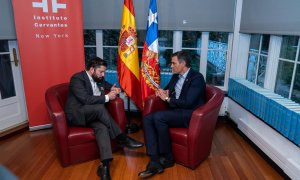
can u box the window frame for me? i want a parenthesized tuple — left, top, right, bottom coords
(246, 34, 270, 87)
(206, 32, 231, 89)
(275, 36, 300, 100)
(83, 29, 232, 90)
(237, 34, 300, 103)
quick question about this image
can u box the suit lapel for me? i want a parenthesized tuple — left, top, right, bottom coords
(180, 69, 193, 94)
(168, 75, 179, 98)
(82, 71, 94, 95)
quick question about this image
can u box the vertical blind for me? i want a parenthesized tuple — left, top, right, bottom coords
(82, 0, 236, 32)
(0, 0, 16, 40)
(0, 0, 236, 40)
(240, 0, 300, 36)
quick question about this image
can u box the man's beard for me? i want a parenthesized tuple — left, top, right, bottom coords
(92, 72, 103, 83)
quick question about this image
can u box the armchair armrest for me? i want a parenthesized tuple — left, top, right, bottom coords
(105, 97, 126, 131)
(45, 90, 69, 139)
(143, 95, 168, 117)
(51, 112, 70, 166)
(45, 91, 70, 166)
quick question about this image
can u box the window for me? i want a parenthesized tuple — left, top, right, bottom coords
(137, 30, 173, 73)
(136, 30, 146, 62)
(83, 30, 231, 88)
(246, 34, 270, 87)
(207, 32, 229, 86)
(103, 30, 120, 70)
(83, 30, 173, 71)
(157, 31, 173, 73)
(83, 30, 96, 65)
(0, 40, 16, 99)
(275, 36, 300, 103)
(182, 31, 201, 72)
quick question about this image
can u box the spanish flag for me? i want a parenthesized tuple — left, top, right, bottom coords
(117, 0, 142, 110)
(140, 0, 160, 104)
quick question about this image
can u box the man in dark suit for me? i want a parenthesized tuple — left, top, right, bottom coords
(139, 51, 206, 178)
(64, 57, 143, 180)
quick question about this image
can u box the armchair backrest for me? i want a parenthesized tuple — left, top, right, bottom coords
(45, 83, 70, 165)
(189, 85, 224, 132)
(188, 85, 224, 135)
(54, 83, 69, 108)
(204, 85, 224, 111)
(45, 83, 69, 114)
(187, 85, 224, 165)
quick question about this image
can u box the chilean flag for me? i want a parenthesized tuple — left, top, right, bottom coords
(140, 0, 161, 105)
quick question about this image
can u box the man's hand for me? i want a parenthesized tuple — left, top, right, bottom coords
(156, 88, 169, 101)
(111, 84, 121, 95)
(107, 91, 118, 100)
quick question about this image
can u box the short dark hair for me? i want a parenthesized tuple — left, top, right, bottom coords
(86, 57, 107, 70)
(171, 51, 191, 68)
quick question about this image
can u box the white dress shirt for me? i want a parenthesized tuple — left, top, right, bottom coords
(86, 71, 109, 102)
(175, 68, 190, 99)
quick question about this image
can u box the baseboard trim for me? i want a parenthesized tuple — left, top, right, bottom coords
(29, 124, 52, 131)
(0, 121, 29, 140)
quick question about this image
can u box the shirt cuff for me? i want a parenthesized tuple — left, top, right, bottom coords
(105, 95, 109, 103)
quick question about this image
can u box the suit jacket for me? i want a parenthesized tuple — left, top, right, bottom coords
(165, 68, 206, 111)
(64, 71, 113, 126)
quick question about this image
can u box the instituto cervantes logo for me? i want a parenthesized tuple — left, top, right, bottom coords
(32, 0, 66, 13)
(31, 0, 69, 39)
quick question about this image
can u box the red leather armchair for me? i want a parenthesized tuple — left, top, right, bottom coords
(143, 85, 224, 169)
(45, 83, 126, 167)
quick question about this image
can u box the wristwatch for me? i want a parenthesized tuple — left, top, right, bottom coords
(165, 97, 170, 102)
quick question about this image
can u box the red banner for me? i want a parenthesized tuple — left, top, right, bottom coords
(12, 0, 85, 129)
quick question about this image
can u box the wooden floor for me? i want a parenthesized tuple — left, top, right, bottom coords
(0, 119, 285, 180)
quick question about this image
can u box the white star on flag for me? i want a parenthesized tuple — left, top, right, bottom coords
(148, 9, 158, 27)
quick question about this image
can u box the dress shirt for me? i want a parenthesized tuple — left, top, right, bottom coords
(86, 71, 109, 102)
(175, 68, 190, 99)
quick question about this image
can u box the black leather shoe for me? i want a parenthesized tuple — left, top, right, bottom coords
(159, 157, 175, 169)
(118, 136, 144, 149)
(97, 165, 111, 180)
(138, 161, 164, 178)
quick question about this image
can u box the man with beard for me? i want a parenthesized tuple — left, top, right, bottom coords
(64, 57, 143, 180)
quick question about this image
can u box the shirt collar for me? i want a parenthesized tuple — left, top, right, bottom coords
(179, 68, 190, 79)
(86, 71, 95, 83)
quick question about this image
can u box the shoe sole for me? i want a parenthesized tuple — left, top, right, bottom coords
(138, 169, 164, 178)
(119, 144, 144, 149)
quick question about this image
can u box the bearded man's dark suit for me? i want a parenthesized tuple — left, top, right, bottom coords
(143, 69, 206, 157)
(64, 71, 122, 161)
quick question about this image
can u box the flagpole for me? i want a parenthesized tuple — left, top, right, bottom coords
(127, 95, 131, 112)
(117, 0, 142, 134)
(125, 93, 140, 134)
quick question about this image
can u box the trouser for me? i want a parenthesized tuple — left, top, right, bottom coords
(69, 104, 122, 160)
(143, 109, 192, 157)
